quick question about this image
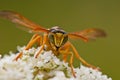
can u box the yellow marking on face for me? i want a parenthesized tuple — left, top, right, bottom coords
(54, 33, 64, 47)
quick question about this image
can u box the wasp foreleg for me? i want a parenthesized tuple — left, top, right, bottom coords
(13, 34, 42, 61)
(34, 34, 47, 58)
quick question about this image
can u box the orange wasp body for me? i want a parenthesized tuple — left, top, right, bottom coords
(0, 10, 106, 77)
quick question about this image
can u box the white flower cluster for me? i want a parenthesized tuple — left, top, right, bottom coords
(0, 46, 112, 80)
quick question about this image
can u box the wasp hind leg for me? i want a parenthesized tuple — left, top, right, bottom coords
(69, 42, 100, 71)
(13, 34, 42, 61)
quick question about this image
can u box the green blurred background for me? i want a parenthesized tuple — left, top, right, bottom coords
(0, 0, 119, 79)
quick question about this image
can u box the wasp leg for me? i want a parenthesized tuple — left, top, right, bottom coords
(34, 34, 47, 58)
(59, 49, 68, 62)
(60, 42, 70, 62)
(62, 51, 76, 77)
(69, 52, 76, 77)
(13, 52, 23, 61)
(60, 42, 76, 77)
(63, 54, 68, 62)
(69, 42, 100, 70)
(13, 34, 42, 61)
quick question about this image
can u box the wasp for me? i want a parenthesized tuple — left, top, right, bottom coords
(0, 10, 106, 77)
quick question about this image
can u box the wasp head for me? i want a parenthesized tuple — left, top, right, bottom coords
(48, 26, 68, 48)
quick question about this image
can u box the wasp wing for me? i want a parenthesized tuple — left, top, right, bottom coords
(0, 10, 49, 33)
(68, 28, 106, 42)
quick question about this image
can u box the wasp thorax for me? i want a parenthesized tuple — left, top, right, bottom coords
(48, 26, 68, 48)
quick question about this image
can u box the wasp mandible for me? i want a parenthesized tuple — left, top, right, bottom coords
(0, 10, 106, 77)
